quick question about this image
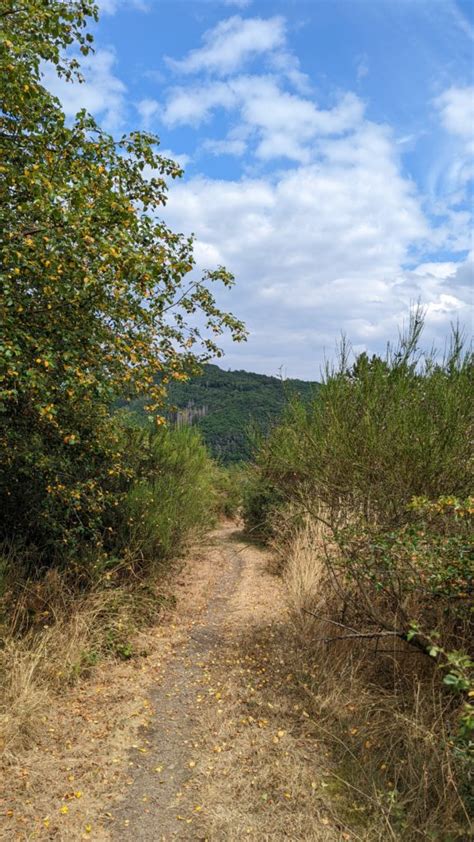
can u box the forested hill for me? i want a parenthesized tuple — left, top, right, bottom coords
(129, 364, 319, 463)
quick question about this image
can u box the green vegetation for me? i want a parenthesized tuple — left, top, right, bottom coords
(244, 314, 473, 839)
(0, 0, 241, 758)
(0, 0, 244, 577)
(114, 422, 218, 568)
(127, 363, 318, 463)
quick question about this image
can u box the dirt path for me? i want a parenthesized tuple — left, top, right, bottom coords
(108, 523, 338, 842)
(110, 522, 249, 840)
(2, 523, 340, 841)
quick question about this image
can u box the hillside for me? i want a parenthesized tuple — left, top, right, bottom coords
(128, 364, 318, 463)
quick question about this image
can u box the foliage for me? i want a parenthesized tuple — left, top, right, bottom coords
(0, 1, 244, 565)
(246, 316, 473, 831)
(126, 363, 318, 464)
(213, 463, 249, 519)
(257, 321, 472, 530)
(249, 313, 473, 634)
(113, 422, 218, 567)
(241, 471, 285, 541)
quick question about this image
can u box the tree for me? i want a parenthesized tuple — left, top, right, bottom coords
(0, 0, 245, 562)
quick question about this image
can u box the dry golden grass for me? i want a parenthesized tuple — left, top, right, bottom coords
(0, 582, 152, 761)
(189, 532, 354, 841)
(276, 519, 473, 841)
(0, 566, 172, 840)
(282, 516, 329, 636)
(195, 627, 352, 842)
(0, 638, 49, 757)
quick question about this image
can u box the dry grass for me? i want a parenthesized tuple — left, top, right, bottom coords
(282, 516, 330, 636)
(188, 531, 353, 841)
(195, 626, 351, 842)
(0, 638, 50, 757)
(0, 582, 156, 762)
(276, 519, 473, 841)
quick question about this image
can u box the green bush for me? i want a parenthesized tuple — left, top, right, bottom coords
(257, 320, 472, 533)
(0, 0, 244, 579)
(241, 470, 285, 542)
(113, 422, 217, 568)
(212, 463, 252, 519)
(248, 313, 474, 839)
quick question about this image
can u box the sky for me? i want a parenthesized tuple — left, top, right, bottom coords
(46, 0, 473, 378)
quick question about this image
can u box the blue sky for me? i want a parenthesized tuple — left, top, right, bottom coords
(46, 0, 473, 378)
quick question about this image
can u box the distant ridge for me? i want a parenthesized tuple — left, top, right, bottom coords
(129, 363, 319, 463)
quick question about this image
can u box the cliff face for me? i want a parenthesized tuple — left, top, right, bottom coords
(173, 404, 208, 428)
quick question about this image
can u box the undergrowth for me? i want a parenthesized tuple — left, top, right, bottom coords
(245, 315, 473, 839)
(0, 420, 217, 763)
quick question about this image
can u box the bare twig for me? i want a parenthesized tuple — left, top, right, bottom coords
(301, 608, 359, 635)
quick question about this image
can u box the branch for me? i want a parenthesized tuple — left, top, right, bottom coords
(0, 7, 28, 17)
(313, 630, 400, 642)
(302, 608, 359, 634)
(302, 608, 430, 655)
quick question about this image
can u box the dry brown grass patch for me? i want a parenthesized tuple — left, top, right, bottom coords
(195, 625, 347, 842)
(277, 519, 473, 840)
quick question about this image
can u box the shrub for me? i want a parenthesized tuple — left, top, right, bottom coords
(114, 422, 218, 567)
(212, 464, 247, 519)
(241, 470, 285, 542)
(0, 0, 245, 577)
(248, 316, 473, 837)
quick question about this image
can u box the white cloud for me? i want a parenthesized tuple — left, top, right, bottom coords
(137, 97, 160, 127)
(436, 86, 474, 139)
(267, 48, 311, 93)
(99, 0, 149, 14)
(161, 80, 236, 126)
(203, 138, 247, 156)
(42, 49, 127, 132)
(158, 118, 471, 377)
(161, 75, 366, 163)
(235, 79, 365, 162)
(434, 85, 474, 193)
(167, 15, 286, 75)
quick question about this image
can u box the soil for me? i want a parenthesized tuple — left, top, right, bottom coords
(2, 522, 337, 841)
(109, 520, 289, 840)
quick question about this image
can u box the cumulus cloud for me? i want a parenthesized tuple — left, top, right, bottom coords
(167, 15, 286, 75)
(234, 80, 365, 161)
(161, 80, 236, 126)
(42, 48, 127, 132)
(161, 75, 366, 163)
(99, 0, 149, 14)
(145, 16, 472, 375)
(434, 85, 474, 193)
(436, 86, 474, 139)
(136, 97, 160, 127)
(203, 137, 247, 156)
(157, 120, 472, 377)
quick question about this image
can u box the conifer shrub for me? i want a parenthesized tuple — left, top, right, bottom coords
(113, 422, 218, 568)
(246, 316, 473, 837)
